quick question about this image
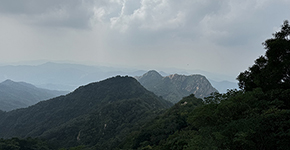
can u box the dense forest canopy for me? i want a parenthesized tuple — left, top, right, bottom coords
(238, 20, 290, 92)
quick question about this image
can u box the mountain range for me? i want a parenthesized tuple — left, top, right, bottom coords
(0, 76, 172, 149)
(209, 79, 239, 93)
(0, 75, 288, 149)
(136, 70, 218, 103)
(0, 62, 238, 92)
(0, 79, 68, 111)
(0, 62, 147, 91)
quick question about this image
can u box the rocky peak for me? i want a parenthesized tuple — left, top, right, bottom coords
(136, 70, 163, 86)
(136, 71, 218, 103)
(143, 70, 163, 78)
(1, 79, 15, 85)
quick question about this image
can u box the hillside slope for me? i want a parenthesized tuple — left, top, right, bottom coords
(118, 94, 203, 149)
(0, 76, 172, 149)
(0, 79, 68, 111)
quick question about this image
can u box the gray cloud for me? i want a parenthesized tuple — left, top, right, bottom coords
(87, 0, 290, 48)
(0, 0, 95, 29)
(0, 0, 290, 79)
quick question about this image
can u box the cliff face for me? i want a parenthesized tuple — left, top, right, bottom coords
(136, 71, 218, 103)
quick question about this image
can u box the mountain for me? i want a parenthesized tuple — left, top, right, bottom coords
(209, 79, 239, 93)
(136, 70, 163, 88)
(136, 70, 218, 103)
(0, 79, 68, 111)
(0, 76, 172, 149)
(0, 62, 147, 91)
(118, 94, 203, 149)
(0, 62, 238, 92)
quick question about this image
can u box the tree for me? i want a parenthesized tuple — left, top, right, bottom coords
(237, 20, 290, 92)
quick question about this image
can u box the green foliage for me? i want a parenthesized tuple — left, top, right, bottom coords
(127, 88, 290, 150)
(237, 20, 290, 92)
(0, 79, 67, 111)
(0, 76, 172, 150)
(119, 94, 203, 149)
(58, 145, 88, 150)
(186, 88, 290, 150)
(0, 137, 52, 150)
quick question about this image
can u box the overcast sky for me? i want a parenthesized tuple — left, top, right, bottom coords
(0, 0, 289, 80)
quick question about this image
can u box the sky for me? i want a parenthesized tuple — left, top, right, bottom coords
(0, 0, 290, 81)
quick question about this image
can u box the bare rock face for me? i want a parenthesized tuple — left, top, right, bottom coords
(136, 71, 218, 103)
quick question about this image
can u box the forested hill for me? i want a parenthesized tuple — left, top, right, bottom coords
(136, 70, 218, 103)
(0, 79, 68, 111)
(0, 76, 172, 149)
(118, 94, 204, 149)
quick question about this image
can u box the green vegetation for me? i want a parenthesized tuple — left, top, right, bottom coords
(0, 137, 52, 150)
(238, 20, 290, 93)
(185, 89, 290, 150)
(0, 79, 68, 111)
(0, 76, 171, 149)
(118, 94, 203, 150)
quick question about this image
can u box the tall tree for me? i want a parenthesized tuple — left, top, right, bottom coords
(237, 20, 290, 92)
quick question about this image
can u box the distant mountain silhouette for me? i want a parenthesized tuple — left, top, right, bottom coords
(136, 70, 218, 103)
(0, 62, 237, 92)
(209, 79, 239, 93)
(0, 79, 68, 111)
(0, 62, 147, 91)
(0, 76, 172, 149)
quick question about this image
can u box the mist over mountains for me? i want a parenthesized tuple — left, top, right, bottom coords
(209, 79, 239, 93)
(0, 62, 238, 92)
(0, 79, 68, 111)
(0, 62, 147, 91)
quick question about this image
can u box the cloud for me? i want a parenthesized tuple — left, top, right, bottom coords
(197, 0, 290, 46)
(109, 0, 185, 31)
(2, 0, 288, 41)
(1, 0, 290, 77)
(0, 0, 95, 29)
(106, 0, 222, 33)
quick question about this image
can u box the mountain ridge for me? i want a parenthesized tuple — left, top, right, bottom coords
(0, 62, 237, 91)
(0, 79, 68, 111)
(0, 76, 172, 149)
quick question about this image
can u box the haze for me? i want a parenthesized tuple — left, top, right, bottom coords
(1, 0, 290, 82)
